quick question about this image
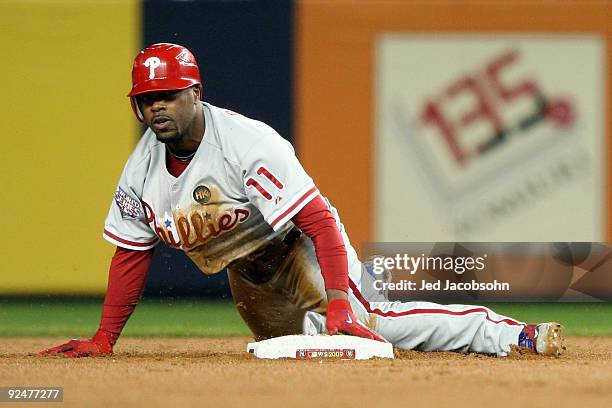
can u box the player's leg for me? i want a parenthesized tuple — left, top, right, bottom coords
(347, 257, 525, 356)
(227, 229, 327, 341)
(351, 290, 524, 355)
(228, 266, 306, 340)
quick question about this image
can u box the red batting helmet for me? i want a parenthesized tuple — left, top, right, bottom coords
(128, 43, 202, 121)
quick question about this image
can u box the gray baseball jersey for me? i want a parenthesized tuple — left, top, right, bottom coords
(104, 102, 320, 273)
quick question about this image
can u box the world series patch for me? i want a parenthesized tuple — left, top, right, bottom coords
(114, 187, 143, 220)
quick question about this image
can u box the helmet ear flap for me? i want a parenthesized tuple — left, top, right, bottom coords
(130, 97, 144, 122)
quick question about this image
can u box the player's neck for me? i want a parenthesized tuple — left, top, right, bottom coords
(166, 146, 196, 161)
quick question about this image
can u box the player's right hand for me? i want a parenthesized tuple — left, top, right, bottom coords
(39, 329, 114, 357)
(326, 298, 387, 343)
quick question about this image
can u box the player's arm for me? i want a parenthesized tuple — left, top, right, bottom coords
(292, 196, 385, 342)
(39, 247, 153, 357)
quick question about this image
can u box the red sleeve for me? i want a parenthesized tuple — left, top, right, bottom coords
(98, 246, 153, 344)
(291, 195, 348, 293)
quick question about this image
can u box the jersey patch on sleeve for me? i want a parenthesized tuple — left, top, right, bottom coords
(114, 187, 144, 220)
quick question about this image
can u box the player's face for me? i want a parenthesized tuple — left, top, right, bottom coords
(138, 87, 200, 144)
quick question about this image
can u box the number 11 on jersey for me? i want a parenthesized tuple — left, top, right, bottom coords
(246, 166, 285, 201)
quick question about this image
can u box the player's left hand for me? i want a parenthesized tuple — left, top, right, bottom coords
(38, 330, 114, 357)
(326, 298, 386, 342)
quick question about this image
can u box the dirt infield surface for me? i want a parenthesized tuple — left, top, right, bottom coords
(1, 337, 611, 408)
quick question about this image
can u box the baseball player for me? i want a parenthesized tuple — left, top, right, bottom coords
(40, 43, 563, 358)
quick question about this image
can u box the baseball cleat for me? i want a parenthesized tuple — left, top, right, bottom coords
(518, 322, 565, 356)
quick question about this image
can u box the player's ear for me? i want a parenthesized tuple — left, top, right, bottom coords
(192, 85, 202, 103)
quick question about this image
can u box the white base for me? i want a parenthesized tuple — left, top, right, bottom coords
(247, 335, 394, 360)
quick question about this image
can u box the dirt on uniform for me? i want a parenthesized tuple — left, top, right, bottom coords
(1, 337, 611, 407)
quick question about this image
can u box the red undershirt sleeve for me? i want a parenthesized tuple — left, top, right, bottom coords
(98, 246, 153, 344)
(291, 195, 349, 293)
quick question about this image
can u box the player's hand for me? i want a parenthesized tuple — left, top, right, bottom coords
(326, 298, 386, 342)
(38, 330, 114, 357)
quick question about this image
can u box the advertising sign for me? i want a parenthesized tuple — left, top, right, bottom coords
(376, 36, 604, 241)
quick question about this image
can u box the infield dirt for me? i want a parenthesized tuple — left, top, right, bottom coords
(1, 337, 611, 408)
